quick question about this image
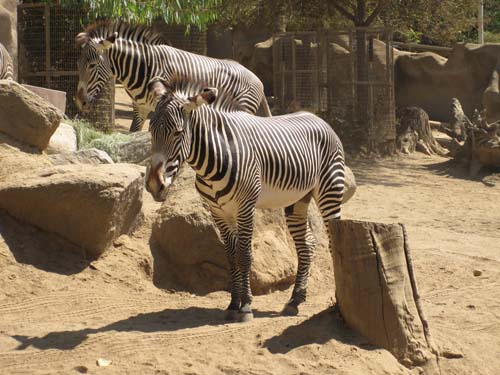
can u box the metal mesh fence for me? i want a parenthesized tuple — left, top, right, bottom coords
(18, 3, 115, 131)
(153, 23, 207, 55)
(273, 29, 395, 151)
(273, 32, 323, 113)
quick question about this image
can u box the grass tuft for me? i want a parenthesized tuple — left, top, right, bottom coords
(68, 119, 132, 161)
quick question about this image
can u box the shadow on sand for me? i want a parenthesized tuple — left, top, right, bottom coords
(12, 306, 278, 351)
(264, 306, 377, 354)
(0, 211, 88, 275)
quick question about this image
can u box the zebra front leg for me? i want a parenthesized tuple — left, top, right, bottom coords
(210, 207, 242, 321)
(129, 102, 146, 132)
(283, 193, 315, 316)
(235, 202, 257, 322)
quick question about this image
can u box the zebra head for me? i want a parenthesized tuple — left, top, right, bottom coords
(75, 32, 117, 112)
(146, 87, 218, 202)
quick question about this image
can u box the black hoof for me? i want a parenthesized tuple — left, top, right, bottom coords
(225, 309, 239, 321)
(282, 303, 299, 316)
(238, 312, 254, 322)
(237, 303, 253, 322)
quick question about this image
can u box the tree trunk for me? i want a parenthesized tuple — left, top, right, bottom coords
(329, 219, 441, 373)
(396, 107, 448, 155)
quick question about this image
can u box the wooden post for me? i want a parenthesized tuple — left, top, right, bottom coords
(329, 219, 441, 374)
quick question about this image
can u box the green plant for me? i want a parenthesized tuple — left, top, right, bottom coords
(68, 119, 132, 161)
(43, 0, 219, 30)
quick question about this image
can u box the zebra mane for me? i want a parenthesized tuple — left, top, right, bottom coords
(76, 21, 165, 47)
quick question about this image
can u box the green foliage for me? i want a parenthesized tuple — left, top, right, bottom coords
(485, 31, 500, 43)
(219, 0, 496, 47)
(69, 119, 132, 161)
(485, 0, 500, 33)
(43, 0, 219, 30)
(381, 0, 478, 46)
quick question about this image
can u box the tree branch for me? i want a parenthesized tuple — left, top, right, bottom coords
(331, 1, 357, 23)
(363, 0, 389, 26)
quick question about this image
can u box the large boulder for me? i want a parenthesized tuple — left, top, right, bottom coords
(343, 166, 356, 204)
(49, 148, 114, 166)
(152, 164, 356, 295)
(151, 168, 297, 295)
(46, 122, 77, 154)
(0, 140, 52, 184)
(114, 131, 151, 164)
(0, 80, 61, 150)
(0, 164, 144, 257)
(395, 43, 500, 123)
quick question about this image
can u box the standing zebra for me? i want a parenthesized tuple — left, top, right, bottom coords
(75, 23, 271, 132)
(0, 42, 14, 80)
(145, 87, 345, 322)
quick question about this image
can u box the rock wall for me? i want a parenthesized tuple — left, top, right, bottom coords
(395, 43, 500, 124)
(0, 0, 17, 79)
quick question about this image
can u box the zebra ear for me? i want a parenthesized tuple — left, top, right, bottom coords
(148, 79, 169, 102)
(75, 32, 89, 47)
(99, 32, 118, 50)
(183, 88, 218, 113)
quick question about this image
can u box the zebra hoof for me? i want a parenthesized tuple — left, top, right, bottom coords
(282, 303, 299, 316)
(238, 312, 254, 323)
(225, 309, 239, 321)
(237, 304, 253, 322)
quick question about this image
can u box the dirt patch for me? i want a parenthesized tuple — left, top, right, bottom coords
(0, 153, 499, 374)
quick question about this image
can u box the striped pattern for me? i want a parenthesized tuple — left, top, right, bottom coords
(147, 91, 345, 320)
(0, 42, 14, 80)
(76, 23, 270, 132)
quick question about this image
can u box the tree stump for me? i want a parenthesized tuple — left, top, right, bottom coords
(329, 219, 440, 374)
(396, 107, 447, 156)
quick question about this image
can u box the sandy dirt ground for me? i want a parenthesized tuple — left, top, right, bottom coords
(114, 86, 147, 133)
(1, 92, 500, 374)
(1, 148, 499, 375)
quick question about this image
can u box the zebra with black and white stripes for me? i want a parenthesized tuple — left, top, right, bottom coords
(145, 86, 345, 322)
(75, 23, 271, 132)
(0, 42, 14, 80)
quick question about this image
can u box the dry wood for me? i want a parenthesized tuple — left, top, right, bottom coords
(441, 99, 500, 176)
(396, 107, 447, 156)
(329, 219, 441, 374)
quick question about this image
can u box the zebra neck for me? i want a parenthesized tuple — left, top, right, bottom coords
(186, 110, 236, 185)
(107, 42, 160, 99)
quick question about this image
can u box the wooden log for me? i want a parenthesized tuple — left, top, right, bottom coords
(329, 219, 440, 374)
(396, 107, 448, 156)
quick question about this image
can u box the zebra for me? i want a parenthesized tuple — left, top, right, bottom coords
(0, 42, 14, 80)
(145, 86, 345, 322)
(75, 22, 271, 132)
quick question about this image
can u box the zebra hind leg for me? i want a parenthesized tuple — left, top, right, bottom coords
(129, 103, 146, 132)
(282, 193, 315, 316)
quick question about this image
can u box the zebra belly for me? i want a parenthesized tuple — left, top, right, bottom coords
(255, 185, 311, 209)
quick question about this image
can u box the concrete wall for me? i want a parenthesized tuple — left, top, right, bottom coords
(0, 0, 17, 79)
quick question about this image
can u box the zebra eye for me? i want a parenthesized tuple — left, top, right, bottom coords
(88, 62, 98, 69)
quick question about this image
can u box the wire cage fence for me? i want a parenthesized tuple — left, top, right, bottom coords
(18, 2, 115, 131)
(272, 28, 395, 152)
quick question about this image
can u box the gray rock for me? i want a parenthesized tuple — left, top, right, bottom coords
(0, 163, 144, 257)
(0, 80, 60, 150)
(151, 168, 296, 295)
(46, 122, 77, 154)
(114, 131, 151, 164)
(49, 148, 114, 166)
(343, 166, 356, 204)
